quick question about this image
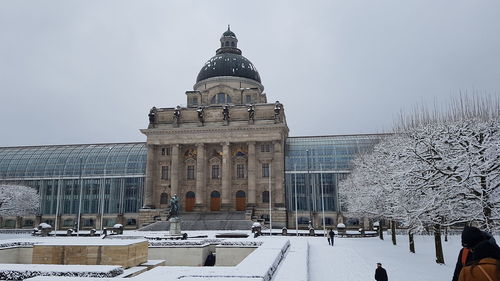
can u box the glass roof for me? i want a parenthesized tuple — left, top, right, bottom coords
(285, 134, 387, 171)
(0, 143, 146, 179)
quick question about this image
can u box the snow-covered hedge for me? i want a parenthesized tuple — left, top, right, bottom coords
(148, 240, 206, 247)
(0, 264, 123, 280)
(218, 241, 263, 247)
(0, 242, 35, 249)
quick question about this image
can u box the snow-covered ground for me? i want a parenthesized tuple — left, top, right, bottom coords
(0, 231, 473, 281)
(304, 234, 460, 281)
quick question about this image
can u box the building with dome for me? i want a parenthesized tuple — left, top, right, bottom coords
(139, 26, 289, 227)
(0, 27, 384, 231)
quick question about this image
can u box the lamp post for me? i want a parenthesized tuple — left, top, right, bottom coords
(294, 164, 298, 236)
(320, 164, 326, 237)
(268, 162, 272, 236)
(305, 149, 313, 227)
(77, 157, 83, 236)
(54, 176, 62, 236)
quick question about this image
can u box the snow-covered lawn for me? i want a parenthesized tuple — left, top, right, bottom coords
(0, 231, 475, 281)
(304, 234, 460, 281)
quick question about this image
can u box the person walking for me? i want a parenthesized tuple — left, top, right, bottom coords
(458, 226, 500, 281)
(375, 263, 388, 281)
(328, 228, 335, 246)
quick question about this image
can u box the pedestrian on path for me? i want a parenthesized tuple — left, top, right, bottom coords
(375, 262, 388, 281)
(328, 228, 335, 246)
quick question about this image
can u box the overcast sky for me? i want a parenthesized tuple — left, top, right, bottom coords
(1, 1, 499, 146)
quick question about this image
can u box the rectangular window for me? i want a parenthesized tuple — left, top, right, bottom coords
(237, 164, 245, 179)
(245, 95, 252, 103)
(212, 165, 220, 179)
(187, 165, 195, 180)
(161, 165, 170, 180)
(161, 147, 171, 156)
(192, 97, 198, 105)
(261, 144, 271, 153)
(262, 163, 270, 178)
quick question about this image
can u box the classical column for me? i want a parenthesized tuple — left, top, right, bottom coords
(195, 143, 205, 206)
(273, 141, 285, 206)
(143, 144, 156, 208)
(221, 142, 231, 207)
(171, 144, 180, 197)
(247, 142, 256, 206)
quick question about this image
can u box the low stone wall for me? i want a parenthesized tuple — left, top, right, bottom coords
(148, 244, 210, 266)
(0, 247, 32, 264)
(216, 246, 256, 266)
(32, 239, 148, 268)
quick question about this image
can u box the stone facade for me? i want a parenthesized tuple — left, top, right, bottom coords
(139, 28, 289, 227)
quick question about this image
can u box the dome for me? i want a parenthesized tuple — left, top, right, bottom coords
(196, 53, 261, 83)
(222, 29, 236, 38)
(195, 27, 261, 84)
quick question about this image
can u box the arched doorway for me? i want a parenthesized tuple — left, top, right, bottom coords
(160, 192, 169, 206)
(185, 191, 195, 212)
(235, 190, 246, 211)
(210, 190, 221, 211)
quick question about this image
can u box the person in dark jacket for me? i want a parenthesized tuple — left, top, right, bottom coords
(452, 247, 472, 281)
(328, 229, 335, 246)
(452, 226, 481, 281)
(375, 262, 388, 281)
(204, 252, 216, 266)
(457, 226, 500, 281)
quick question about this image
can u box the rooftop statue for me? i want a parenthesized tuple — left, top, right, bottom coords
(222, 104, 230, 121)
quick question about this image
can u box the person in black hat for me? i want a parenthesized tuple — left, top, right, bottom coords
(455, 226, 500, 281)
(375, 262, 388, 281)
(452, 226, 482, 281)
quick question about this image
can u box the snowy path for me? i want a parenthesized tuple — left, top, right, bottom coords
(307, 235, 457, 281)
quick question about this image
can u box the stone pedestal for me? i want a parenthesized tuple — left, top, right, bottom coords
(169, 217, 181, 236)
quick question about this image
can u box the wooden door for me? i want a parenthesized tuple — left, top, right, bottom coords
(235, 190, 246, 211)
(185, 191, 195, 212)
(210, 191, 221, 211)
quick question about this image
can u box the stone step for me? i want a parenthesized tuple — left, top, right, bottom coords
(139, 219, 253, 231)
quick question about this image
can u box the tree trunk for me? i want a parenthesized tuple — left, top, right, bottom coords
(391, 220, 397, 245)
(409, 230, 415, 253)
(434, 224, 445, 264)
(379, 223, 384, 240)
(444, 226, 448, 242)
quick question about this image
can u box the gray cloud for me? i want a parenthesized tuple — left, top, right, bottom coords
(0, 0, 499, 146)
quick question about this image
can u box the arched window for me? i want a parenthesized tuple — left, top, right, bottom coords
(210, 93, 232, 104)
(211, 191, 221, 198)
(225, 41, 229, 47)
(236, 190, 246, 198)
(262, 191, 269, 203)
(160, 192, 169, 204)
(231, 42, 235, 47)
(186, 191, 195, 198)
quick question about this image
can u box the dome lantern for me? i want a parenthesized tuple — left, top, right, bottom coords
(217, 25, 241, 55)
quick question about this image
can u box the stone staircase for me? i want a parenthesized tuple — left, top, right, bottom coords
(138, 211, 254, 231)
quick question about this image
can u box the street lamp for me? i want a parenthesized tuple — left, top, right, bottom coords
(320, 164, 326, 237)
(268, 162, 272, 236)
(294, 164, 298, 236)
(77, 157, 83, 236)
(305, 149, 313, 227)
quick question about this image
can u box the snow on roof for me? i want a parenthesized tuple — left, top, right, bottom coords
(33, 237, 146, 246)
(0, 264, 121, 273)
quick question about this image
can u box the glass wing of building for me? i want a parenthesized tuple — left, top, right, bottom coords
(285, 134, 385, 225)
(0, 143, 146, 220)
